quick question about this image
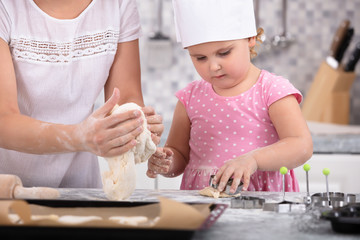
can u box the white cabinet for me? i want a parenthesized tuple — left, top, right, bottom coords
(98, 157, 183, 190)
(293, 154, 360, 194)
(99, 154, 360, 193)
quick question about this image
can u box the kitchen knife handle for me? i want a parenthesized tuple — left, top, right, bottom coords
(329, 19, 350, 58)
(344, 42, 360, 72)
(335, 28, 354, 63)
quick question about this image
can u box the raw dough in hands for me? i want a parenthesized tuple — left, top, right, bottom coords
(102, 103, 157, 200)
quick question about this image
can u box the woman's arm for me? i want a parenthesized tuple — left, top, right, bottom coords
(0, 39, 143, 157)
(105, 39, 143, 105)
(105, 39, 164, 144)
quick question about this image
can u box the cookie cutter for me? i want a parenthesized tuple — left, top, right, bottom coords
(262, 201, 306, 213)
(230, 196, 265, 209)
(209, 175, 243, 195)
(263, 167, 306, 213)
(311, 192, 356, 208)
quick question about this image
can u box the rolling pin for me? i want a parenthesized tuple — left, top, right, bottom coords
(0, 174, 59, 199)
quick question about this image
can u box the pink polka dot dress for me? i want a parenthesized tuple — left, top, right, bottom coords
(175, 70, 302, 192)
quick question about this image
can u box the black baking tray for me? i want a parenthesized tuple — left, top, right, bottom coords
(321, 203, 360, 234)
(0, 199, 227, 240)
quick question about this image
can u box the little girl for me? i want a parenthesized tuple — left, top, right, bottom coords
(147, 0, 313, 193)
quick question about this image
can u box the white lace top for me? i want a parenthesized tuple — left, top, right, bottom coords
(0, 0, 142, 188)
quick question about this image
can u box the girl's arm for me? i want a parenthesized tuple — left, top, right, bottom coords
(255, 95, 313, 170)
(0, 39, 143, 157)
(215, 95, 313, 192)
(147, 101, 190, 178)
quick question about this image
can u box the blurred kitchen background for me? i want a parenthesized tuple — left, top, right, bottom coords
(98, 0, 360, 192)
(135, 0, 360, 131)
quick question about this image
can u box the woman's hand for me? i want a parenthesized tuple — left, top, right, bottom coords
(142, 106, 164, 145)
(75, 88, 144, 158)
(147, 147, 173, 178)
(214, 152, 258, 193)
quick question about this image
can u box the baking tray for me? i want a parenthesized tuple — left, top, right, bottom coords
(0, 199, 227, 240)
(321, 202, 360, 234)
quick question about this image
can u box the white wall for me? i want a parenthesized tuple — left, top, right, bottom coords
(100, 154, 360, 193)
(294, 154, 360, 194)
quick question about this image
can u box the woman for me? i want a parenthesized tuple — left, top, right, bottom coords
(0, 0, 163, 188)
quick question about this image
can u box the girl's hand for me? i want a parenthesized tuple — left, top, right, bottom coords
(214, 153, 258, 193)
(146, 147, 173, 178)
(75, 88, 144, 157)
(142, 106, 164, 145)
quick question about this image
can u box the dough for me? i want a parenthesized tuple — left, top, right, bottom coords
(32, 214, 59, 221)
(199, 186, 241, 198)
(108, 216, 149, 226)
(58, 215, 102, 224)
(8, 214, 59, 224)
(102, 103, 157, 200)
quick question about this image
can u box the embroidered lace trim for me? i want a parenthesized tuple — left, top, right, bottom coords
(10, 29, 119, 63)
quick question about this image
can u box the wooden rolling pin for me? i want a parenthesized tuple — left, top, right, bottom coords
(0, 174, 59, 199)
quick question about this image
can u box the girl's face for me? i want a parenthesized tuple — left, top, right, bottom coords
(188, 38, 256, 95)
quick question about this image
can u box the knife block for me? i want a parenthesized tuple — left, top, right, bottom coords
(301, 61, 356, 124)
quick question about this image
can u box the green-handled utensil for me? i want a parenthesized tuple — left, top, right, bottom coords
(303, 164, 311, 204)
(280, 166, 288, 201)
(323, 168, 331, 206)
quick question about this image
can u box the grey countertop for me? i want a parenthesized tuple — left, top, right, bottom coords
(312, 134, 360, 154)
(300, 121, 360, 154)
(57, 188, 360, 240)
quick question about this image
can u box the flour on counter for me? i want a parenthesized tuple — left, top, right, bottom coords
(102, 103, 157, 200)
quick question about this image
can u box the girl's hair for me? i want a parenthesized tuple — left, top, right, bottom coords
(250, 27, 264, 59)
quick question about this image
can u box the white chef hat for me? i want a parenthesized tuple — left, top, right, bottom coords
(173, 0, 257, 48)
